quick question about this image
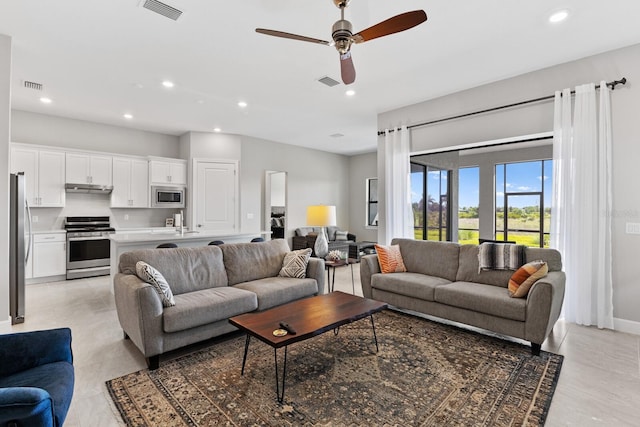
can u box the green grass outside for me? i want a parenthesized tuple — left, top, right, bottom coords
(413, 227, 549, 247)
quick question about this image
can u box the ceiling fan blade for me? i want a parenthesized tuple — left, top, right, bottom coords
(353, 10, 427, 43)
(340, 51, 356, 85)
(256, 28, 331, 46)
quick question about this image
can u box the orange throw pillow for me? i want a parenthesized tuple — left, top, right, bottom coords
(508, 260, 548, 298)
(375, 244, 407, 274)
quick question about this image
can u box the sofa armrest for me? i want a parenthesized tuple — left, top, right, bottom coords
(525, 271, 566, 344)
(347, 233, 356, 241)
(360, 254, 381, 299)
(113, 273, 165, 358)
(306, 257, 326, 295)
(0, 387, 55, 426)
(0, 328, 72, 377)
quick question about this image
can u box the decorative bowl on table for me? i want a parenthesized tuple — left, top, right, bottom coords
(325, 250, 345, 261)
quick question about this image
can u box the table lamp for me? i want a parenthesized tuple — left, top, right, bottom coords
(306, 205, 336, 258)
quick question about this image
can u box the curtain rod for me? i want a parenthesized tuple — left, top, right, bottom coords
(378, 77, 627, 136)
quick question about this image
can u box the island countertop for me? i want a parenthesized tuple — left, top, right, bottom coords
(110, 230, 270, 244)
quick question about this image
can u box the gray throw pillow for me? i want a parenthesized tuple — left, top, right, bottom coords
(278, 248, 312, 278)
(335, 230, 349, 241)
(135, 261, 176, 307)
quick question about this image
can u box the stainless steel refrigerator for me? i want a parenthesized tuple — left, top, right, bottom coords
(9, 172, 33, 324)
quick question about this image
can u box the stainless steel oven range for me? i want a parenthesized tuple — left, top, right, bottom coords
(65, 216, 114, 279)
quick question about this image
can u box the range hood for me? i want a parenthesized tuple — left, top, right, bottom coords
(65, 183, 114, 194)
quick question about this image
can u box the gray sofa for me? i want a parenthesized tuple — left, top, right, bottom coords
(113, 239, 325, 369)
(292, 226, 356, 256)
(360, 239, 565, 354)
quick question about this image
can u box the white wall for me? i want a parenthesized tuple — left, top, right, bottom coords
(349, 152, 377, 242)
(0, 35, 11, 324)
(12, 110, 179, 158)
(378, 43, 640, 325)
(240, 135, 350, 245)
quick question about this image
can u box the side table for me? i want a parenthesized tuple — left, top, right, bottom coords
(324, 258, 357, 294)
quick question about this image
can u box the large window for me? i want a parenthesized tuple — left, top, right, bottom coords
(365, 178, 378, 227)
(458, 166, 479, 244)
(495, 160, 552, 247)
(411, 162, 450, 241)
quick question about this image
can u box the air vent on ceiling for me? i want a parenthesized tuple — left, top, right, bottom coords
(141, 0, 183, 21)
(23, 80, 43, 91)
(330, 133, 344, 138)
(317, 76, 340, 87)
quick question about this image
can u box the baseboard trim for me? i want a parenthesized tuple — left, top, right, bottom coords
(614, 317, 640, 336)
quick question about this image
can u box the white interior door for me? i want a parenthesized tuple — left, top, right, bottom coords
(194, 160, 238, 232)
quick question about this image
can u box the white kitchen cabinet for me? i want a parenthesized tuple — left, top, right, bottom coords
(66, 153, 112, 186)
(111, 157, 149, 207)
(150, 159, 187, 185)
(32, 233, 66, 278)
(10, 146, 66, 207)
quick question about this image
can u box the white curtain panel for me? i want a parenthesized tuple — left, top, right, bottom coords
(551, 82, 614, 329)
(383, 126, 413, 244)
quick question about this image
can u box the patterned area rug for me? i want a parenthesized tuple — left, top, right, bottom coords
(107, 310, 563, 426)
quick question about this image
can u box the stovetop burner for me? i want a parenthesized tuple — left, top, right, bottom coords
(64, 216, 114, 233)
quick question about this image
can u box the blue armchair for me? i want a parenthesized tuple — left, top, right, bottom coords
(0, 328, 74, 427)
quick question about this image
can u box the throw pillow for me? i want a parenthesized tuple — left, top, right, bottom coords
(508, 260, 549, 298)
(478, 242, 526, 271)
(135, 261, 176, 307)
(375, 244, 407, 274)
(278, 248, 313, 279)
(335, 230, 349, 241)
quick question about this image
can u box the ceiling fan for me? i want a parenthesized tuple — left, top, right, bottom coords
(256, 0, 427, 85)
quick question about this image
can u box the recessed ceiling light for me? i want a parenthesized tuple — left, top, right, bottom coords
(39, 97, 52, 104)
(549, 10, 569, 23)
(346, 89, 356, 96)
(213, 127, 221, 133)
(162, 80, 175, 88)
(238, 101, 248, 108)
(123, 113, 133, 120)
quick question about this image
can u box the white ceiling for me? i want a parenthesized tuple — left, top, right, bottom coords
(3, 0, 640, 156)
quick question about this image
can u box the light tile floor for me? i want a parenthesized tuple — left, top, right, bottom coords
(2, 265, 639, 426)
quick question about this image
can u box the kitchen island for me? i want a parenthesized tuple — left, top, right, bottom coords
(109, 230, 271, 278)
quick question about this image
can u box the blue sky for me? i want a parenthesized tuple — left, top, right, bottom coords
(411, 160, 553, 209)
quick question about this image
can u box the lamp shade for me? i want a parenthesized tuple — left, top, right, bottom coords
(306, 205, 337, 227)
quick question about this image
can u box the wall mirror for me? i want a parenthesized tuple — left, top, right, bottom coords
(264, 171, 287, 239)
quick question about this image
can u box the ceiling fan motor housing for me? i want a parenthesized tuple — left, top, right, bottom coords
(332, 19, 353, 53)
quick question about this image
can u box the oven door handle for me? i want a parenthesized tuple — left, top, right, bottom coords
(67, 236, 111, 242)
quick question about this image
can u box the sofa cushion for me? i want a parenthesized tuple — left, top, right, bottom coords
(525, 247, 563, 271)
(335, 230, 349, 241)
(391, 239, 460, 281)
(371, 272, 451, 301)
(234, 277, 318, 310)
(434, 281, 526, 321)
(221, 239, 290, 286)
(279, 248, 312, 278)
(135, 261, 175, 307)
(163, 287, 257, 333)
(119, 246, 228, 295)
(508, 261, 548, 298)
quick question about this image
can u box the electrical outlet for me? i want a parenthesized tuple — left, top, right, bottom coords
(124, 214, 129, 221)
(625, 222, 640, 234)
(32, 215, 38, 223)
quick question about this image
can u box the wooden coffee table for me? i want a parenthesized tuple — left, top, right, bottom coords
(228, 291, 388, 403)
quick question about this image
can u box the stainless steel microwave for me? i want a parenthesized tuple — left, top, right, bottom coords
(151, 186, 185, 208)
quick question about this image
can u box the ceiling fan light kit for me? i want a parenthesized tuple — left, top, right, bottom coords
(256, 0, 427, 85)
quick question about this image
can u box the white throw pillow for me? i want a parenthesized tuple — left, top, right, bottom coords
(335, 230, 349, 241)
(278, 248, 312, 279)
(135, 261, 176, 307)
